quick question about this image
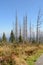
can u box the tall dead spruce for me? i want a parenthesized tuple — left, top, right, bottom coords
(23, 15, 27, 41)
(36, 10, 42, 43)
(15, 12, 18, 41)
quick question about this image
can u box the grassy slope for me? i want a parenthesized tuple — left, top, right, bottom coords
(0, 42, 43, 65)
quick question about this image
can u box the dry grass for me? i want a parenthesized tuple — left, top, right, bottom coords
(0, 43, 43, 65)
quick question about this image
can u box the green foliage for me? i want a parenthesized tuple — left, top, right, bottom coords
(9, 30, 15, 43)
(19, 35, 23, 42)
(2, 32, 7, 42)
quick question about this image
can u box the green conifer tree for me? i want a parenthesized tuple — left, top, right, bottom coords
(2, 32, 7, 42)
(9, 30, 15, 43)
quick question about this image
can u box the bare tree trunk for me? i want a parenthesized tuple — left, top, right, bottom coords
(23, 15, 27, 41)
(25, 15, 27, 40)
(36, 9, 42, 43)
(15, 12, 18, 41)
(29, 20, 31, 42)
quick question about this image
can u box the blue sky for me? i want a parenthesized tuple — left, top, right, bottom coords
(0, 0, 43, 36)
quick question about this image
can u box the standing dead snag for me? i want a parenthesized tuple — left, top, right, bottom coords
(36, 9, 42, 43)
(29, 20, 32, 42)
(19, 24, 23, 42)
(15, 12, 18, 41)
(23, 15, 27, 41)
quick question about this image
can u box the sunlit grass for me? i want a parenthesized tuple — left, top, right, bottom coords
(27, 48, 43, 65)
(0, 43, 43, 65)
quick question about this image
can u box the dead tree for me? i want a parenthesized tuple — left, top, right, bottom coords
(12, 22, 15, 35)
(23, 15, 27, 41)
(15, 12, 18, 41)
(25, 15, 27, 40)
(23, 16, 25, 41)
(36, 10, 42, 43)
(29, 20, 31, 42)
(19, 24, 22, 42)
